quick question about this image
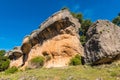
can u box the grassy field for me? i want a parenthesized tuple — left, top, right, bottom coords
(0, 63, 120, 80)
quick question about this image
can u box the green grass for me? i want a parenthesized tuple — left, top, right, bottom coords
(0, 63, 120, 80)
(5, 66, 18, 74)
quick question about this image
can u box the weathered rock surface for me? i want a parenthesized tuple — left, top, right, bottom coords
(7, 9, 84, 69)
(84, 20, 120, 65)
(26, 34, 83, 68)
(5, 46, 23, 67)
(5, 46, 23, 60)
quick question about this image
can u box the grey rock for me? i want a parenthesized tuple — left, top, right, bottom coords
(5, 46, 23, 60)
(84, 20, 120, 65)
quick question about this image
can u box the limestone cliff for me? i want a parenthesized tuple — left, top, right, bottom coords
(7, 9, 84, 69)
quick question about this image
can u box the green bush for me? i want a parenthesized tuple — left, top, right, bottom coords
(30, 56, 45, 67)
(0, 56, 10, 71)
(0, 50, 10, 71)
(0, 50, 6, 56)
(5, 66, 18, 74)
(71, 12, 92, 46)
(110, 72, 117, 77)
(69, 54, 82, 66)
(112, 13, 120, 26)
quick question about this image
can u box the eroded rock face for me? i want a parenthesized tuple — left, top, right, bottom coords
(5, 46, 23, 60)
(5, 46, 23, 67)
(8, 9, 84, 69)
(25, 34, 83, 68)
(84, 20, 120, 65)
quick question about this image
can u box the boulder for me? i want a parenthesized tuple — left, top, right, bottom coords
(84, 20, 120, 65)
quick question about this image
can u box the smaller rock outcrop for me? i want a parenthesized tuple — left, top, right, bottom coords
(5, 46, 23, 60)
(5, 46, 23, 67)
(84, 20, 120, 65)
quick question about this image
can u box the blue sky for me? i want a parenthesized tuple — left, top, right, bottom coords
(0, 0, 120, 50)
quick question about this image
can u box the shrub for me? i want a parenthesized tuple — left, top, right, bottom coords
(0, 50, 6, 56)
(71, 12, 92, 46)
(110, 72, 117, 77)
(30, 56, 45, 68)
(69, 54, 82, 66)
(5, 66, 18, 74)
(0, 56, 10, 71)
(112, 13, 120, 26)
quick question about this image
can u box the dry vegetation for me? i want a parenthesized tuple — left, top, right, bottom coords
(0, 62, 120, 80)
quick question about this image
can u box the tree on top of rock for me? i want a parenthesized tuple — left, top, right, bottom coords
(61, 7, 92, 46)
(112, 13, 120, 26)
(71, 12, 92, 46)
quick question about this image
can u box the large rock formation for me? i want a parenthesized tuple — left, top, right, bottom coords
(7, 9, 84, 69)
(84, 20, 120, 65)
